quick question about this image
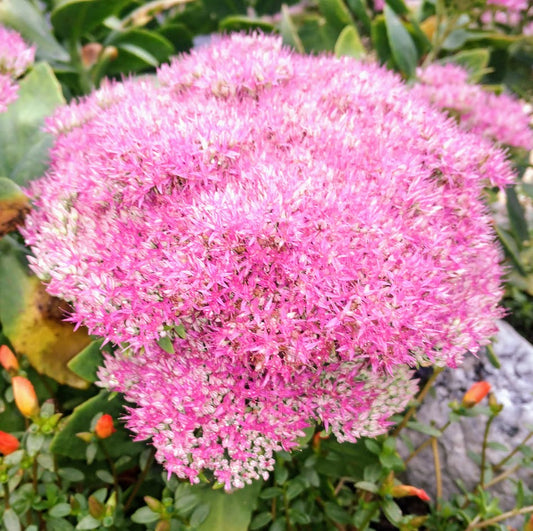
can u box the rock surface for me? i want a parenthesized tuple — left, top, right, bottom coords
(400, 320, 533, 512)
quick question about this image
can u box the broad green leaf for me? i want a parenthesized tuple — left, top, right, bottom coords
(335, 25, 365, 58)
(2, 508, 21, 531)
(203, 0, 247, 17)
(384, 5, 418, 77)
(324, 502, 352, 524)
(0, 63, 64, 186)
(190, 504, 210, 527)
(195, 481, 262, 531)
(131, 507, 159, 524)
(67, 339, 105, 383)
(0, 238, 90, 388)
(157, 335, 175, 354)
(385, 0, 409, 15)
(280, 4, 304, 53)
(51, 0, 131, 40)
(0, 0, 69, 63)
(219, 16, 275, 33)
(250, 512, 272, 530)
(382, 499, 403, 525)
(298, 16, 339, 53)
(48, 503, 71, 518)
(50, 390, 140, 459)
(495, 225, 526, 275)
(318, 0, 354, 34)
(158, 23, 194, 53)
(0, 178, 30, 237)
(105, 29, 174, 74)
(346, 0, 372, 33)
(371, 15, 392, 65)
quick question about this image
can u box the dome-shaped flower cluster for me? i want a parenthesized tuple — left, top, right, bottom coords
(0, 26, 35, 112)
(23, 34, 514, 489)
(413, 63, 532, 150)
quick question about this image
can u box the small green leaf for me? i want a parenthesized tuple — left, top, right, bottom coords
(371, 15, 392, 65)
(48, 503, 71, 518)
(219, 16, 275, 33)
(318, 0, 354, 34)
(382, 498, 402, 525)
(486, 441, 508, 452)
(355, 480, 379, 493)
(441, 49, 490, 82)
(2, 508, 21, 531)
(346, 0, 372, 32)
(157, 335, 175, 354)
(174, 323, 187, 339)
(58, 467, 85, 482)
(68, 339, 105, 383)
(96, 470, 114, 484)
(406, 421, 442, 437)
(486, 343, 501, 369)
(259, 487, 283, 499)
(384, 5, 418, 77)
(190, 503, 210, 527)
(131, 506, 159, 524)
(250, 512, 273, 529)
(335, 25, 365, 58)
(286, 480, 305, 500)
(324, 502, 352, 524)
(175, 494, 199, 515)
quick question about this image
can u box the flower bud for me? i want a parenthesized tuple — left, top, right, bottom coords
(462, 381, 491, 408)
(12, 376, 39, 418)
(95, 414, 116, 439)
(0, 345, 19, 372)
(391, 484, 430, 502)
(0, 430, 20, 455)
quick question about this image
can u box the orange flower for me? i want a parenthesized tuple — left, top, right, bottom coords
(95, 414, 116, 439)
(462, 381, 491, 408)
(0, 431, 20, 455)
(0, 345, 19, 372)
(391, 484, 431, 502)
(12, 376, 39, 418)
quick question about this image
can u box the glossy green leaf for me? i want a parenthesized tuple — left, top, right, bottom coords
(506, 186, 529, 246)
(382, 499, 403, 525)
(0, 63, 64, 185)
(299, 15, 339, 53)
(280, 4, 304, 53)
(371, 15, 392, 65)
(441, 48, 490, 82)
(219, 16, 275, 33)
(105, 29, 174, 75)
(318, 0, 354, 34)
(0, 0, 68, 63)
(346, 0, 372, 33)
(51, 0, 131, 40)
(384, 5, 418, 77)
(385, 0, 409, 14)
(67, 339, 105, 383)
(195, 481, 262, 531)
(335, 25, 365, 58)
(131, 507, 159, 524)
(158, 23, 194, 53)
(250, 512, 272, 530)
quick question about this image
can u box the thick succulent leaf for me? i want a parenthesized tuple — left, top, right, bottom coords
(0, 63, 64, 186)
(0, 178, 31, 237)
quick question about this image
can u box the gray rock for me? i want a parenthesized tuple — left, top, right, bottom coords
(399, 320, 533, 515)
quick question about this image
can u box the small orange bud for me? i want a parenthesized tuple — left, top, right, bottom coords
(95, 414, 116, 439)
(0, 430, 20, 455)
(0, 345, 19, 372)
(462, 381, 491, 408)
(391, 484, 431, 502)
(12, 376, 39, 418)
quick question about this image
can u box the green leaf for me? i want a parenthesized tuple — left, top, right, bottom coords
(2, 509, 21, 531)
(286, 479, 305, 500)
(131, 506, 159, 524)
(318, 0, 354, 34)
(203, 0, 247, 18)
(0, 63, 65, 185)
(324, 502, 352, 524)
(441, 49, 490, 82)
(0, 0, 69, 63)
(486, 343, 501, 369)
(355, 481, 379, 493)
(386, 0, 409, 14)
(195, 481, 262, 531)
(67, 340, 105, 383)
(175, 494, 199, 515)
(48, 503, 71, 518)
(371, 15, 392, 65)
(259, 487, 283, 500)
(486, 441, 508, 452)
(50, 390, 139, 459)
(406, 420, 442, 437)
(105, 30, 174, 75)
(76, 515, 101, 530)
(299, 16, 339, 53)
(346, 0, 372, 33)
(250, 512, 273, 530)
(384, 5, 418, 77)
(280, 4, 304, 53)
(335, 25, 365, 58)
(58, 467, 85, 482)
(51, 0, 131, 40)
(495, 225, 526, 276)
(0, 177, 30, 237)
(190, 503, 210, 527)
(158, 23, 194, 54)
(157, 335, 175, 354)
(382, 498, 402, 525)
(96, 470, 114, 484)
(219, 16, 275, 33)
(506, 186, 529, 246)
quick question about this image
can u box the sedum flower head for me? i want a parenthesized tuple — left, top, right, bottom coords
(0, 26, 35, 112)
(413, 63, 532, 150)
(23, 34, 513, 489)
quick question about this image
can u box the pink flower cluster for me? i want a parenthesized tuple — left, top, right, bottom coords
(0, 26, 35, 112)
(23, 34, 514, 489)
(413, 63, 532, 151)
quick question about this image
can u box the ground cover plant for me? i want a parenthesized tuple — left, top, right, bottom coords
(0, 0, 532, 530)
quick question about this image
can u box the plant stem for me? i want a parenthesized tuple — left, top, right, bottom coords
(485, 463, 520, 489)
(392, 367, 445, 437)
(493, 430, 533, 470)
(431, 437, 442, 509)
(479, 415, 496, 488)
(124, 447, 156, 513)
(3, 483, 10, 509)
(465, 504, 533, 529)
